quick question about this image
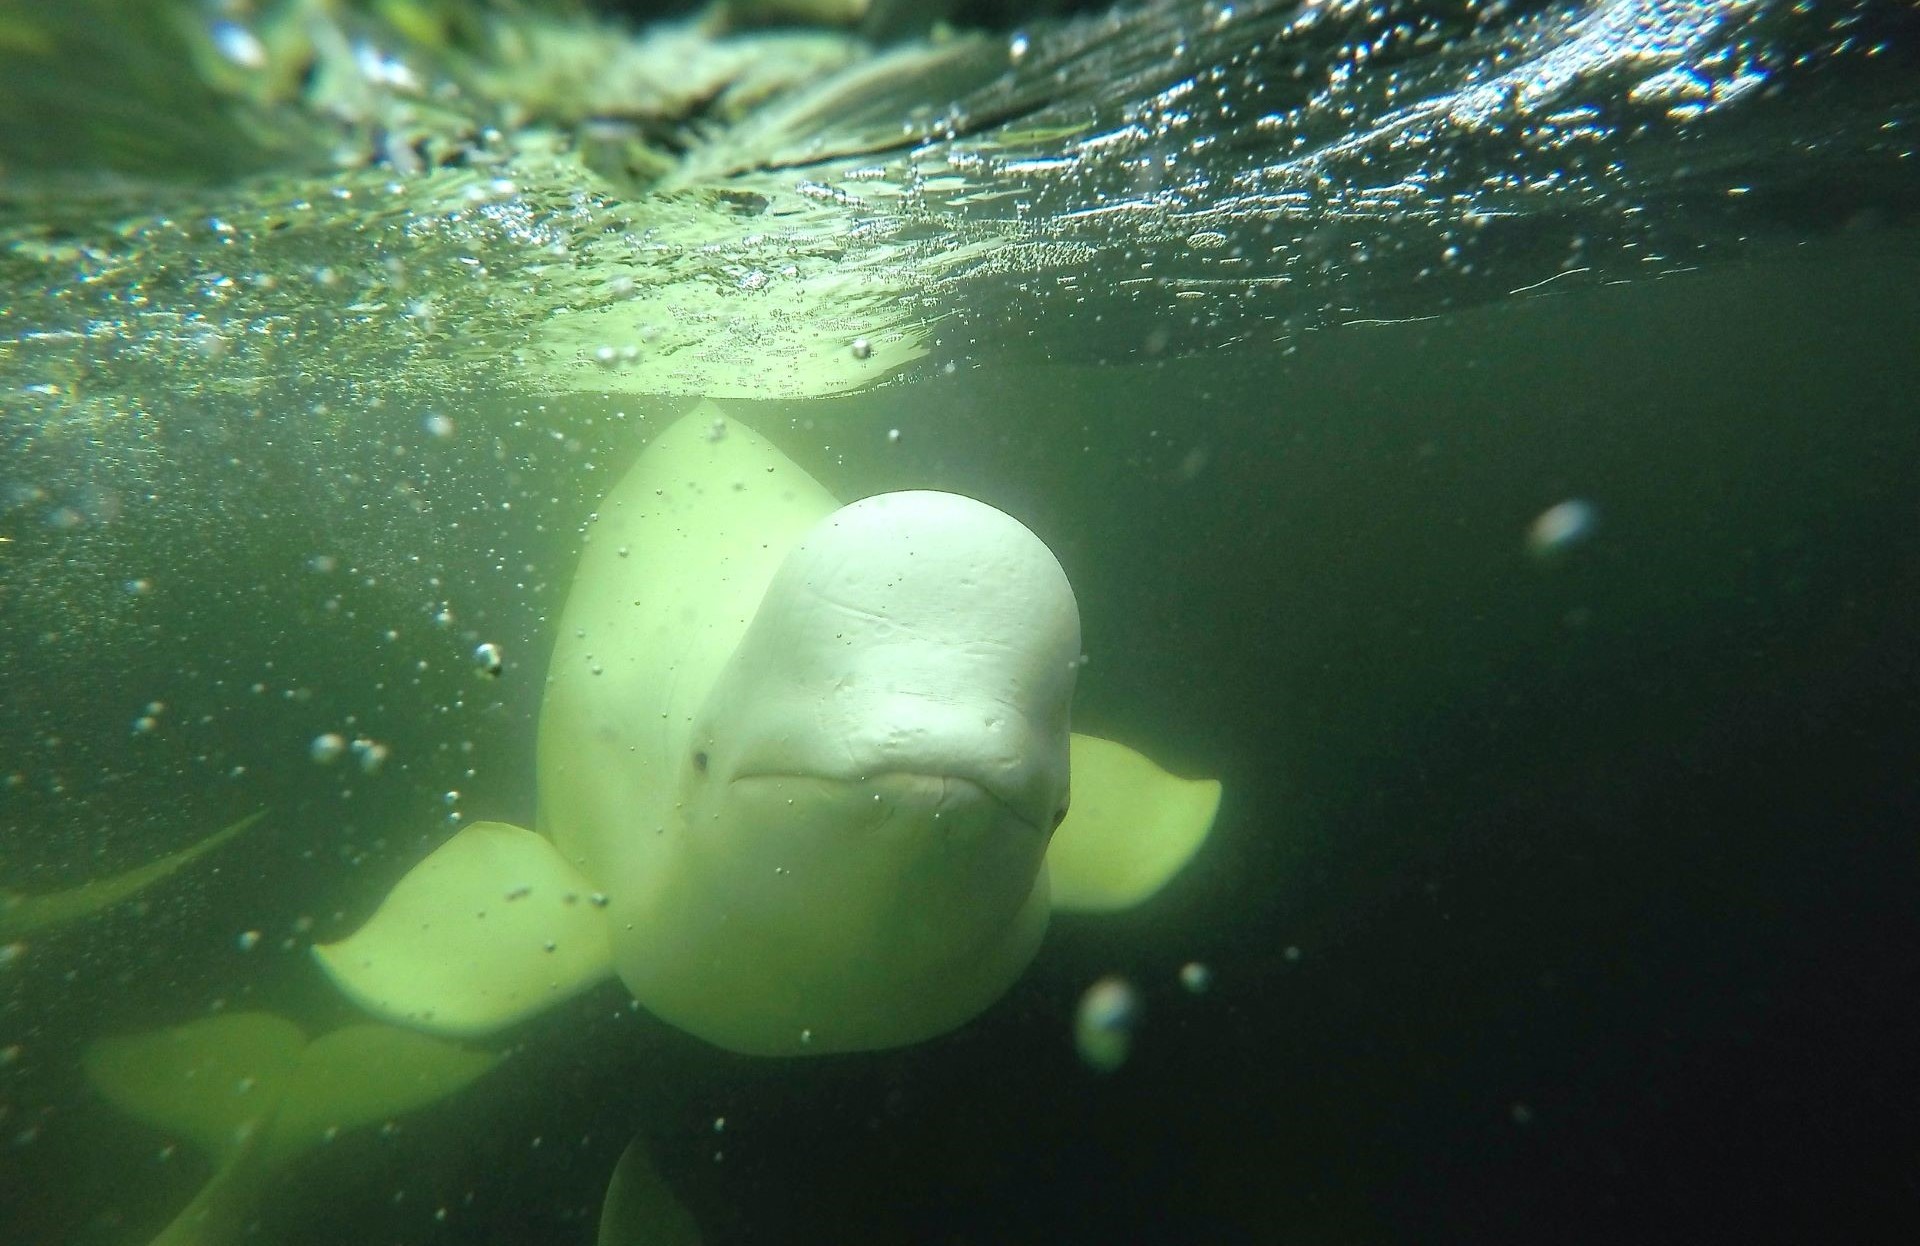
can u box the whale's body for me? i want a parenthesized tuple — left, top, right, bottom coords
(315, 405, 1219, 1055)
(544, 413, 1079, 1053)
(89, 406, 1223, 1246)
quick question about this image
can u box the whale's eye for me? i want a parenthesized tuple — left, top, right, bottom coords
(692, 750, 709, 774)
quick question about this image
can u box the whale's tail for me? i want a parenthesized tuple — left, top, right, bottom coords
(1, 810, 266, 941)
(84, 1012, 501, 1246)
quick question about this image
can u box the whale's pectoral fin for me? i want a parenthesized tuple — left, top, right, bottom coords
(599, 1134, 703, 1246)
(0, 809, 266, 940)
(85, 1012, 500, 1246)
(1046, 734, 1223, 914)
(313, 821, 616, 1038)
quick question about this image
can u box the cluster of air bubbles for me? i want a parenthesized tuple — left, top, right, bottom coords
(1070, 962, 1218, 1071)
(310, 733, 390, 772)
(593, 344, 643, 368)
(130, 701, 166, 735)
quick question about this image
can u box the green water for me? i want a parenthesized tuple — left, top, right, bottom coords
(4, 0, 1920, 1243)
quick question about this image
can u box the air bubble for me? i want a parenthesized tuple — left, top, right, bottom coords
(211, 21, 267, 70)
(1075, 976, 1140, 1073)
(1526, 499, 1597, 561)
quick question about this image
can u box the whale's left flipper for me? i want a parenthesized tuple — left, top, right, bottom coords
(1045, 735, 1222, 914)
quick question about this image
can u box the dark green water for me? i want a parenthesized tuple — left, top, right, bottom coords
(3, 1, 1919, 1243)
(6, 227, 1917, 1244)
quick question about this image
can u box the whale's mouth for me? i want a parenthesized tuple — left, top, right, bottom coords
(729, 770, 1047, 837)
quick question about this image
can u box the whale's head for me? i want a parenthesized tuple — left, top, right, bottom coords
(618, 491, 1080, 1055)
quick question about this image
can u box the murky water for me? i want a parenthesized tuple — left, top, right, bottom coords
(3, 1, 1918, 1243)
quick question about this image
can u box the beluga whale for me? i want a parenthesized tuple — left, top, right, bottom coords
(79, 403, 1224, 1246)
(313, 402, 1223, 1056)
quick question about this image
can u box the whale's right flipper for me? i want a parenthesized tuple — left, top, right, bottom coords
(1045, 734, 1222, 913)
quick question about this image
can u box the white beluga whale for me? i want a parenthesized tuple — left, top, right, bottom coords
(80, 404, 1222, 1246)
(314, 403, 1223, 1055)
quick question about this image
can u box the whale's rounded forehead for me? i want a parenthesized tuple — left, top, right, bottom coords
(785, 489, 1078, 636)
(824, 489, 1036, 537)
